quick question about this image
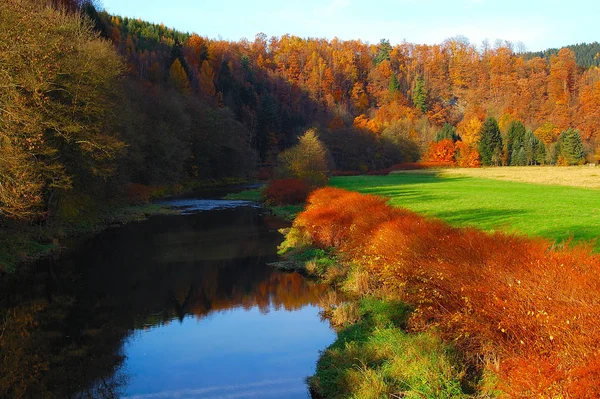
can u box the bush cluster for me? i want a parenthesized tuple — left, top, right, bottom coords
(291, 187, 600, 397)
(263, 179, 311, 205)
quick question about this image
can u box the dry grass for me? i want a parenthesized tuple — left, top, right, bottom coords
(434, 166, 600, 189)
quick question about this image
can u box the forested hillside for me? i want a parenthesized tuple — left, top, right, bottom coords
(2, 0, 600, 224)
(522, 42, 600, 68)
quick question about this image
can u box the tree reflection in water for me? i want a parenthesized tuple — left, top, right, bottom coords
(0, 205, 330, 398)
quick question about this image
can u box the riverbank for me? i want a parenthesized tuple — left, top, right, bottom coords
(278, 187, 600, 398)
(222, 187, 303, 221)
(0, 179, 251, 276)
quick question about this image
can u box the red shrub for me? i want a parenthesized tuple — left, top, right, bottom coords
(264, 179, 311, 205)
(126, 183, 153, 204)
(292, 187, 600, 396)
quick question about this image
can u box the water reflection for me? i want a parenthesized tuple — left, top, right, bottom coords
(0, 200, 334, 398)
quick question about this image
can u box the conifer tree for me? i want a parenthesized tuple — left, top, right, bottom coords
(435, 123, 460, 142)
(478, 117, 503, 166)
(412, 75, 428, 113)
(557, 128, 584, 165)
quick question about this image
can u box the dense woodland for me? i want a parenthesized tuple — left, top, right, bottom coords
(2, 0, 600, 223)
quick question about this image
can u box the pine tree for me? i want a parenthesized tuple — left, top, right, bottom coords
(412, 75, 428, 113)
(374, 39, 392, 65)
(435, 123, 460, 142)
(557, 128, 584, 165)
(388, 73, 400, 93)
(506, 121, 526, 165)
(535, 141, 547, 165)
(478, 117, 503, 166)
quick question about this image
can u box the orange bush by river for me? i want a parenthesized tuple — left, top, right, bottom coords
(293, 187, 600, 397)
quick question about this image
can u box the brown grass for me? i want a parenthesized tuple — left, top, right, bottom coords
(436, 166, 600, 189)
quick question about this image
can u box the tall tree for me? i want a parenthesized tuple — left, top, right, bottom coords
(412, 75, 428, 113)
(478, 117, 503, 166)
(557, 128, 584, 165)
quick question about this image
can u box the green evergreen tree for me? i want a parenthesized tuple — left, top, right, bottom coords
(374, 39, 392, 65)
(478, 117, 503, 166)
(515, 148, 527, 166)
(505, 121, 526, 165)
(412, 75, 428, 113)
(557, 128, 585, 165)
(388, 73, 400, 93)
(535, 141, 547, 165)
(435, 123, 460, 142)
(523, 130, 538, 165)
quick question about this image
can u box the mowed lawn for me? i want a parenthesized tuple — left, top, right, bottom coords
(330, 171, 600, 248)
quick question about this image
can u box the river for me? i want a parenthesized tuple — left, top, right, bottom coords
(0, 189, 336, 399)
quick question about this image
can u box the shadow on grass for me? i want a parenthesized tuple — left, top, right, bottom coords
(536, 225, 600, 250)
(431, 207, 530, 231)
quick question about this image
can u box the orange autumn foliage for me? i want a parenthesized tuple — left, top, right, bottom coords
(426, 139, 456, 163)
(293, 188, 600, 397)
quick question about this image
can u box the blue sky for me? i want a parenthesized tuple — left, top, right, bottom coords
(100, 0, 598, 52)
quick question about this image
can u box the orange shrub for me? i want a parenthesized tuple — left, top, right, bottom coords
(426, 139, 457, 163)
(292, 188, 600, 397)
(264, 178, 311, 205)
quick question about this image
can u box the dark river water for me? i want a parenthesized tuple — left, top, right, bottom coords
(0, 190, 336, 399)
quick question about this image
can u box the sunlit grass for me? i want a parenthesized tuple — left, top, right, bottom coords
(331, 172, 600, 248)
(309, 298, 472, 399)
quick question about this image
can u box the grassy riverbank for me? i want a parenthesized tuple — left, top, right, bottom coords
(278, 235, 486, 398)
(279, 187, 600, 397)
(223, 187, 303, 221)
(330, 169, 600, 248)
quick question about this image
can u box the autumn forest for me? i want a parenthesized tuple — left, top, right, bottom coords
(1, 0, 600, 225)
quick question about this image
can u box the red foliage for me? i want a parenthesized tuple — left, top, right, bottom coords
(294, 188, 600, 396)
(426, 139, 457, 163)
(264, 179, 311, 205)
(126, 183, 153, 204)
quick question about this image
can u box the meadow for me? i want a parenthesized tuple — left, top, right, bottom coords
(330, 168, 600, 248)
(285, 187, 600, 397)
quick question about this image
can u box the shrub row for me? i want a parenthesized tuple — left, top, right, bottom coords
(292, 187, 600, 397)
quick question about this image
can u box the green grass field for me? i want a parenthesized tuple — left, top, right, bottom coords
(330, 171, 600, 248)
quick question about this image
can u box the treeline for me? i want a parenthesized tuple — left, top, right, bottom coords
(427, 118, 586, 166)
(522, 41, 600, 68)
(96, 12, 600, 172)
(3, 0, 600, 222)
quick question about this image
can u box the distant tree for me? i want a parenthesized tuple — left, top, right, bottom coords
(435, 123, 460, 142)
(169, 58, 191, 94)
(277, 129, 329, 187)
(388, 73, 400, 93)
(523, 130, 539, 165)
(478, 117, 503, 166)
(505, 121, 526, 165)
(412, 75, 428, 113)
(199, 60, 216, 97)
(557, 128, 584, 165)
(374, 39, 392, 65)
